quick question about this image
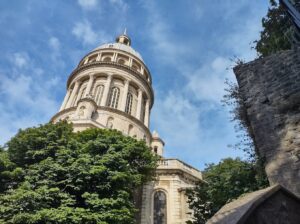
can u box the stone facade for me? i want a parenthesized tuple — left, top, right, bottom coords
(233, 48, 300, 197)
(51, 32, 202, 224)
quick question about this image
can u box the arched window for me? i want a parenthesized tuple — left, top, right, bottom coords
(93, 84, 104, 105)
(132, 65, 138, 71)
(118, 58, 125, 65)
(153, 191, 167, 224)
(107, 87, 120, 109)
(125, 93, 133, 114)
(103, 57, 111, 62)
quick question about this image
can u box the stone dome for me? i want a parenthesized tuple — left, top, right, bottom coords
(93, 42, 144, 62)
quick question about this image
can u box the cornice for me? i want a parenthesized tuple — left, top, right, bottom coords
(155, 168, 201, 183)
(50, 105, 152, 139)
(76, 48, 152, 82)
(50, 107, 76, 122)
(66, 62, 154, 108)
(96, 106, 152, 138)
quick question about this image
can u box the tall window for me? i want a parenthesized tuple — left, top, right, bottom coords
(94, 84, 104, 105)
(153, 191, 167, 224)
(125, 93, 133, 114)
(107, 87, 120, 109)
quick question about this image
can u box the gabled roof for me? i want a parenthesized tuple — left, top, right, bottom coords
(207, 184, 300, 224)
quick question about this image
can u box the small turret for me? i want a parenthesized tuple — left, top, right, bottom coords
(151, 130, 165, 156)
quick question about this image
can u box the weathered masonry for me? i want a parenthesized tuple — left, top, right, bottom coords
(234, 48, 300, 197)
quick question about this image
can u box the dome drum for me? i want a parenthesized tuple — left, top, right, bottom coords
(76, 47, 152, 83)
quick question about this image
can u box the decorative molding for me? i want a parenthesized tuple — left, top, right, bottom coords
(66, 61, 154, 108)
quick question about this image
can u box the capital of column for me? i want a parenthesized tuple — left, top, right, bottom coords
(89, 72, 95, 78)
(107, 73, 113, 80)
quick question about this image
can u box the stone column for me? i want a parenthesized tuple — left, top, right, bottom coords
(59, 89, 71, 111)
(65, 81, 80, 108)
(96, 53, 101, 61)
(141, 66, 144, 76)
(100, 74, 112, 106)
(112, 52, 117, 62)
(74, 84, 83, 105)
(85, 73, 95, 97)
(129, 58, 133, 67)
(136, 89, 143, 120)
(144, 99, 150, 127)
(120, 80, 130, 112)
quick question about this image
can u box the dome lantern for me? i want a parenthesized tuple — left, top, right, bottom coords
(116, 28, 131, 46)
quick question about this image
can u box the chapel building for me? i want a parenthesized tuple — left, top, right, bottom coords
(51, 32, 202, 224)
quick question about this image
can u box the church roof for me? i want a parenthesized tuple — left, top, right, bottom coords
(93, 42, 144, 62)
(207, 184, 300, 224)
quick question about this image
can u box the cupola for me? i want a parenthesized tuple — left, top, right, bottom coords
(116, 28, 131, 46)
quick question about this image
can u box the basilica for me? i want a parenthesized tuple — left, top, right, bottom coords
(51, 32, 202, 224)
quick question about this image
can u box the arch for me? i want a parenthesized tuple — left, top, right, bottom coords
(103, 57, 111, 62)
(107, 87, 120, 109)
(118, 58, 126, 65)
(125, 92, 133, 114)
(93, 84, 104, 105)
(153, 146, 158, 154)
(88, 54, 97, 63)
(132, 64, 138, 71)
(153, 190, 167, 224)
(106, 117, 114, 129)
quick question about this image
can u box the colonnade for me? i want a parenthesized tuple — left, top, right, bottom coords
(60, 73, 150, 127)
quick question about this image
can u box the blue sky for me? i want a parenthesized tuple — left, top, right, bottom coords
(0, 0, 270, 170)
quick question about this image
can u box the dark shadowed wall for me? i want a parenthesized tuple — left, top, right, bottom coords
(234, 48, 300, 197)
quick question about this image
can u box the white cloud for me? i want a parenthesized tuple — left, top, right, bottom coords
(151, 91, 202, 149)
(11, 52, 29, 68)
(77, 0, 98, 10)
(141, 1, 188, 65)
(109, 0, 128, 11)
(186, 57, 235, 103)
(49, 36, 60, 51)
(72, 20, 108, 46)
(0, 52, 60, 145)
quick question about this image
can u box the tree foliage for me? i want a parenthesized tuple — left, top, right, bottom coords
(186, 158, 269, 224)
(0, 121, 158, 224)
(254, 0, 293, 57)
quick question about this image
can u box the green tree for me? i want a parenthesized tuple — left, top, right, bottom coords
(186, 158, 269, 224)
(0, 121, 158, 224)
(254, 0, 293, 57)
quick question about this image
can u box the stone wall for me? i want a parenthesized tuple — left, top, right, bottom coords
(233, 48, 300, 197)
